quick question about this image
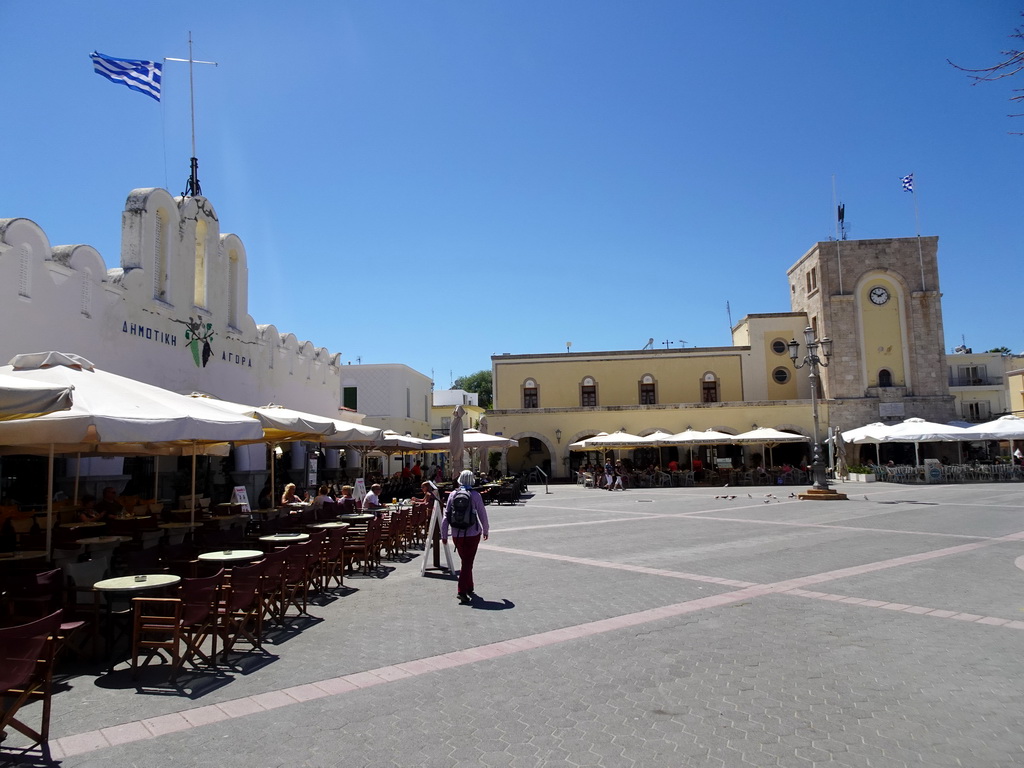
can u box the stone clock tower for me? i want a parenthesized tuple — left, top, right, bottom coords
(787, 237, 955, 431)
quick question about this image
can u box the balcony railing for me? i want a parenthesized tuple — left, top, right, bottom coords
(949, 376, 1001, 387)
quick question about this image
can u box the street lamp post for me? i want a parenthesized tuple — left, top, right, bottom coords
(788, 326, 834, 493)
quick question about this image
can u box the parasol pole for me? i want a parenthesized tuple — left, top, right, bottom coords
(46, 444, 54, 558)
(153, 455, 159, 504)
(270, 442, 277, 507)
(73, 452, 81, 504)
(190, 441, 197, 527)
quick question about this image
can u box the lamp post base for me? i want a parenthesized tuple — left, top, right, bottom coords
(797, 487, 849, 501)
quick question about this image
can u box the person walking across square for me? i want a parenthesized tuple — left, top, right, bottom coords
(441, 469, 490, 603)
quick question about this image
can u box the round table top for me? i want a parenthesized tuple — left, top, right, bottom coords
(197, 549, 264, 562)
(93, 573, 181, 592)
(259, 532, 310, 542)
(75, 535, 131, 546)
(338, 514, 375, 522)
(0, 550, 47, 561)
(158, 522, 199, 529)
(309, 522, 350, 529)
(60, 521, 105, 529)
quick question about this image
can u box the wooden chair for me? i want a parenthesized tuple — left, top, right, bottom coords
(343, 518, 381, 575)
(8, 569, 92, 664)
(256, 548, 288, 627)
(380, 510, 407, 561)
(319, 529, 348, 592)
(280, 541, 317, 619)
(218, 560, 266, 658)
(316, 500, 338, 523)
(130, 569, 224, 680)
(0, 609, 62, 751)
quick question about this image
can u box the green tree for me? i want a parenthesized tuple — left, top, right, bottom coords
(987, 346, 1012, 354)
(452, 370, 492, 409)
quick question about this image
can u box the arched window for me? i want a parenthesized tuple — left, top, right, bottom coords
(80, 269, 92, 318)
(580, 376, 598, 407)
(227, 248, 240, 329)
(194, 219, 208, 308)
(18, 244, 31, 299)
(878, 369, 893, 388)
(522, 379, 538, 409)
(153, 207, 169, 301)
(701, 372, 719, 403)
(639, 374, 656, 405)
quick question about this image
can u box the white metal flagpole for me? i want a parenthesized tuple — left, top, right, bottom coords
(902, 172, 926, 291)
(164, 32, 217, 197)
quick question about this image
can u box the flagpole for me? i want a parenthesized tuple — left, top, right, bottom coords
(913, 190, 925, 292)
(165, 32, 217, 197)
(832, 174, 844, 294)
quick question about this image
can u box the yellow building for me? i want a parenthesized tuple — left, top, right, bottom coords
(488, 237, 955, 478)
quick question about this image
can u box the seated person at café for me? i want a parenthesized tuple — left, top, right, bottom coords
(78, 494, 106, 522)
(362, 483, 385, 514)
(337, 485, 358, 513)
(281, 483, 306, 505)
(412, 481, 438, 513)
(310, 485, 333, 510)
(94, 486, 123, 517)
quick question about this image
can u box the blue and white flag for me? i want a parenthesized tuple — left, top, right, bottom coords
(900, 173, 914, 193)
(90, 51, 162, 101)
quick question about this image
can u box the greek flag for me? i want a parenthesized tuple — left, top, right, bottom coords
(900, 173, 914, 193)
(90, 51, 162, 101)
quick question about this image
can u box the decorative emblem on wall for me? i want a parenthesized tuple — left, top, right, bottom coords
(173, 316, 215, 367)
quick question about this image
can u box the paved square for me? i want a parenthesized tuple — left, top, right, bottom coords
(5, 481, 1024, 767)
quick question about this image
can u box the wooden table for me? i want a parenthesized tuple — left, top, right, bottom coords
(93, 574, 181, 592)
(338, 514, 375, 524)
(197, 549, 264, 564)
(259, 533, 310, 543)
(92, 574, 182, 655)
(75, 535, 131, 547)
(0, 550, 47, 563)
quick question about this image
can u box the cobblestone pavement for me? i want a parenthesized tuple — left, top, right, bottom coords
(4, 481, 1024, 767)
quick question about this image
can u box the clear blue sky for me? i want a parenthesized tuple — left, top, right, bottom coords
(2, 1, 1021, 385)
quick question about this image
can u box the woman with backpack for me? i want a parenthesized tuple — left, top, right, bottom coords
(441, 469, 490, 604)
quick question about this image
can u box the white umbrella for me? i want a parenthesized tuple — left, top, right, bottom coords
(0, 354, 262, 448)
(730, 427, 808, 468)
(568, 432, 607, 450)
(841, 422, 893, 465)
(574, 430, 647, 450)
(426, 427, 519, 451)
(189, 398, 338, 444)
(321, 419, 384, 446)
(958, 414, 1024, 440)
(882, 417, 971, 466)
(665, 428, 737, 471)
(0, 352, 264, 553)
(189, 397, 374, 504)
(667, 428, 737, 444)
(0, 373, 73, 421)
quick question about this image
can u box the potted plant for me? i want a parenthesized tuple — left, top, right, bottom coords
(846, 464, 876, 482)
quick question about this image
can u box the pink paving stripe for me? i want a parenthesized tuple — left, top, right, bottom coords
(49, 526, 1024, 760)
(694, 515, 1001, 541)
(775, 587, 1024, 630)
(495, 513, 667, 533)
(482, 544, 760, 587)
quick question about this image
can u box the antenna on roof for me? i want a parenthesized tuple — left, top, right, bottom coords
(642, 338, 654, 350)
(726, 301, 733, 330)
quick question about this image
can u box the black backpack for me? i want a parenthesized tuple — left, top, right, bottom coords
(448, 488, 476, 531)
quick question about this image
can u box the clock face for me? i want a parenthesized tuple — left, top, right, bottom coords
(869, 286, 890, 305)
